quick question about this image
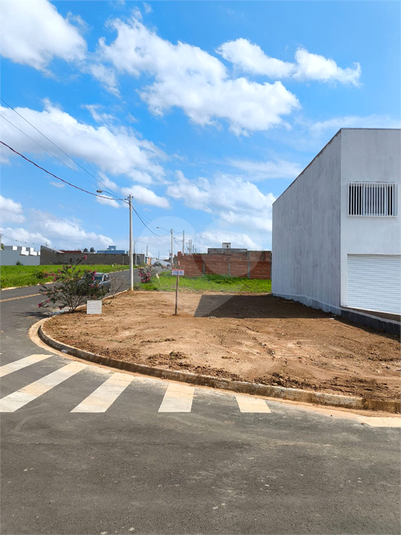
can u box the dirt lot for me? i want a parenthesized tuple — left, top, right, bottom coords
(42, 291, 401, 402)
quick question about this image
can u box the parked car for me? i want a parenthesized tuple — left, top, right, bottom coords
(93, 272, 111, 292)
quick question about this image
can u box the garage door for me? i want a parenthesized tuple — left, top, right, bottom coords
(347, 255, 401, 314)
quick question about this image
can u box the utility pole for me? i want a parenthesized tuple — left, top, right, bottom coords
(129, 195, 133, 291)
(170, 229, 174, 266)
(182, 230, 185, 256)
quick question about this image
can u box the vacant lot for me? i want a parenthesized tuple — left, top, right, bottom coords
(43, 291, 400, 402)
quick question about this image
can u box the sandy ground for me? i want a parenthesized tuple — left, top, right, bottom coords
(42, 291, 401, 402)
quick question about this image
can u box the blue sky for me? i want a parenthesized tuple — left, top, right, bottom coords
(1, 1, 400, 259)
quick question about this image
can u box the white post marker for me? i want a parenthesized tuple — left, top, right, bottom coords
(87, 300, 102, 314)
(171, 269, 184, 315)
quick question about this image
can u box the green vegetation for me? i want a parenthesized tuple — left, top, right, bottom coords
(0, 264, 130, 289)
(138, 272, 271, 293)
(38, 259, 109, 312)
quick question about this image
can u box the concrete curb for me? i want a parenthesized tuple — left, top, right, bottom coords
(37, 324, 400, 414)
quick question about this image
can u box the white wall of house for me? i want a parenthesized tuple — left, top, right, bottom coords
(272, 131, 342, 313)
(340, 129, 401, 313)
(272, 128, 401, 316)
(0, 245, 41, 266)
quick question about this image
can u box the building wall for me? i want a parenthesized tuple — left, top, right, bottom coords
(177, 251, 271, 279)
(40, 246, 146, 266)
(0, 246, 41, 266)
(340, 129, 401, 307)
(272, 132, 342, 313)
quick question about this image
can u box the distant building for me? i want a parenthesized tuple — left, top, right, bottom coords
(0, 245, 41, 266)
(97, 245, 127, 254)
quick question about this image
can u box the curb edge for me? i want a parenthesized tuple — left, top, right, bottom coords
(37, 323, 400, 414)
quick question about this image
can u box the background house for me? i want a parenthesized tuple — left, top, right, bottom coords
(0, 245, 41, 266)
(272, 128, 400, 328)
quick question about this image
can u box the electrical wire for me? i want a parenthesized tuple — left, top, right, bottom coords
(1, 142, 172, 241)
(130, 201, 168, 237)
(0, 113, 98, 187)
(0, 98, 122, 200)
(0, 140, 125, 202)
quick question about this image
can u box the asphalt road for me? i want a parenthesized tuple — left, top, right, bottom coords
(1, 277, 400, 535)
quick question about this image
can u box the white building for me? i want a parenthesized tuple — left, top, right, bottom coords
(0, 245, 41, 266)
(272, 128, 401, 320)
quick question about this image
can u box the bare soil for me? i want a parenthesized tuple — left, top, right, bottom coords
(43, 291, 401, 402)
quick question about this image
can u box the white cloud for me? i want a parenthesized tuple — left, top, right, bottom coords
(86, 64, 120, 97)
(167, 172, 275, 232)
(121, 185, 170, 209)
(0, 101, 166, 183)
(1, 204, 116, 250)
(92, 15, 299, 134)
(96, 196, 120, 209)
(0, 226, 50, 247)
(82, 105, 116, 125)
(198, 230, 259, 250)
(98, 172, 120, 192)
(0, 0, 86, 71)
(217, 38, 293, 78)
(0, 195, 25, 223)
(293, 48, 360, 85)
(227, 158, 302, 180)
(217, 39, 361, 85)
(309, 114, 401, 135)
(30, 210, 115, 249)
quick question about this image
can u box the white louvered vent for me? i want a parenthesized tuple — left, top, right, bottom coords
(348, 182, 397, 216)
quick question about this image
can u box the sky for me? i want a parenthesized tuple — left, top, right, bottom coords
(0, 0, 400, 259)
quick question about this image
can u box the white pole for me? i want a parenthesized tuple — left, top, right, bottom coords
(129, 195, 133, 291)
(170, 229, 174, 266)
(182, 230, 185, 256)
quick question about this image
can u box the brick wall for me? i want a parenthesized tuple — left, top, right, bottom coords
(177, 251, 271, 279)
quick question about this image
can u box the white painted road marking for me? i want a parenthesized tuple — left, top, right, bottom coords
(356, 416, 401, 428)
(158, 383, 195, 412)
(71, 373, 133, 413)
(235, 395, 271, 413)
(0, 354, 52, 378)
(0, 362, 87, 412)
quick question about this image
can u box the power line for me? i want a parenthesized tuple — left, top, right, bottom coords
(0, 98, 121, 200)
(0, 140, 125, 202)
(130, 201, 167, 237)
(0, 113, 100, 189)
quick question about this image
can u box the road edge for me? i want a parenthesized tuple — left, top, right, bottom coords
(35, 319, 400, 414)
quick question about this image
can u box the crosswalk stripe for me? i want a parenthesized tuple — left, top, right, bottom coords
(235, 395, 271, 413)
(0, 354, 52, 378)
(71, 373, 134, 413)
(158, 383, 195, 413)
(0, 362, 87, 412)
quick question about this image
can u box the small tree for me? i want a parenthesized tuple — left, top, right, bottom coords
(90, 247, 95, 253)
(83, 248, 89, 252)
(38, 256, 107, 312)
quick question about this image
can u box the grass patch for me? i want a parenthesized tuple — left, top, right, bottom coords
(139, 272, 271, 293)
(1, 264, 130, 289)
